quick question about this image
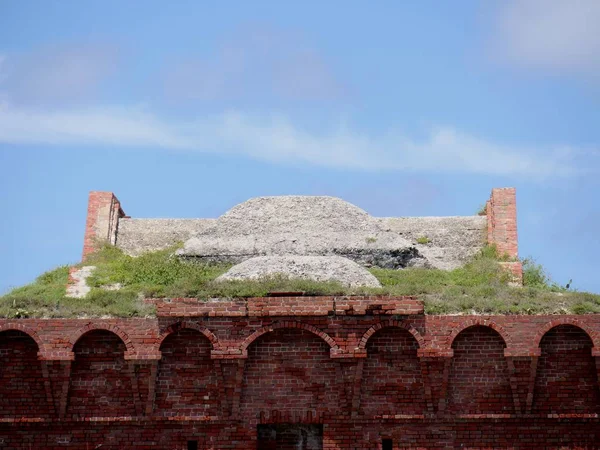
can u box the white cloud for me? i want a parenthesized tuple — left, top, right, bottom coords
(491, 0, 600, 74)
(0, 102, 582, 177)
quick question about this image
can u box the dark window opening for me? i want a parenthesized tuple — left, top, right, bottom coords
(382, 438, 393, 450)
(257, 424, 323, 450)
(187, 441, 198, 450)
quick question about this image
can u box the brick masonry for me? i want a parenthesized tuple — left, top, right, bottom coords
(0, 297, 599, 448)
(487, 188, 523, 284)
(26, 188, 592, 447)
(82, 191, 126, 260)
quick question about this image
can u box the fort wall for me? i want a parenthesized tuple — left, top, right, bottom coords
(0, 296, 599, 448)
(1, 188, 558, 447)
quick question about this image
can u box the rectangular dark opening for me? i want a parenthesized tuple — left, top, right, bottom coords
(257, 424, 323, 450)
(382, 438, 393, 450)
(187, 441, 198, 450)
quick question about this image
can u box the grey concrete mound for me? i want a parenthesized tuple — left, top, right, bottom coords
(178, 196, 423, 267)
(216, 255, 382, 288)
(176, 196, 485, 270)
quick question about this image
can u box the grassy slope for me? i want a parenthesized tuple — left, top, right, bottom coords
(1, 245, 599, 318)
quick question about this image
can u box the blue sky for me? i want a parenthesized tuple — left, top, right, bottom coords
(1, 0, 599, 294)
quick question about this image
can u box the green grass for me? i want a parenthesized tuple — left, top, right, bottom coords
(416, 236, 431, 245)
(1, 244, 599, 317)
(0, 264, 154, 318)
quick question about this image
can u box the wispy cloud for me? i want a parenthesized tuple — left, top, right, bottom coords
(0, 103, 584, 177)
(490, 0, 600, 75)
(0, 43, 119, 105)
(164, 24, 347, 103)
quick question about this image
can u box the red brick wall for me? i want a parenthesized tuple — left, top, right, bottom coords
(67, 330, 135, 418)
(361, 327, 424, 416)
(241, 328, 340, 420)
(0, 419, 599, 449)
(533, 324, 600, 414)
(155, 328, 220, 417)
(0, 299, 599, 448)
(324, 420, 600, 449)
(0, 330, 52, 418)
(447, 325, 513, 414)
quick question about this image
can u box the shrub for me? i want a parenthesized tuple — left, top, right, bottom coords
(521, 257, 550, 288)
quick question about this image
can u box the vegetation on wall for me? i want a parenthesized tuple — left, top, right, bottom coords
(1, 244, 599, 318)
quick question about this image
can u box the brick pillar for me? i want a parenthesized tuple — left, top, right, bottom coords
(486, 187, 518, 258)
(504, 348, 541, 415)
(487, 188, 522, 285)
(417, 349, 453, 415)
(82, 191, 126, 260)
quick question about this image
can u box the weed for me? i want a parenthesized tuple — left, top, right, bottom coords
(521, 257, 551, 288)
(416, 236, 431, 245)
(1, 244, 599, 317)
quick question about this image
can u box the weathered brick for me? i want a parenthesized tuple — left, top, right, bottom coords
(0, 310, 599, 447)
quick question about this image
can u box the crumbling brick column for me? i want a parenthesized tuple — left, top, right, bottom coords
(487, 187, 522, 284)
(82, 191, 126, 260)
(487, 188, 518, 258)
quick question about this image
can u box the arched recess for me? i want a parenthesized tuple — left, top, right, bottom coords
(68, 323, 134, 353)
(0, 330, 52, 418)
(157, 321, 219, 353)
(0, 323, 45, 352)
(155, 326, 220, 417)
(240, 321, 339, 355)
(358, 320, 425, 350)
(240, 326, 340, 418)
(533, 318, 600, 349)
(447, 325, 513, 415)
(67, 329, 135, 418)
(446, 319, 512, 350)
(359, 325, 425, 416)
(533, 324, 600, 414)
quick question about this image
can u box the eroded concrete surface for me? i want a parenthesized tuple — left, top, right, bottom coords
(216, 255, 382, 288)
(112, 196, 487, 282)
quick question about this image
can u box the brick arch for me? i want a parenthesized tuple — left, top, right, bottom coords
(447, 319, 511, 349)
(155, 321, 220, 417)
(0, 324, 52, 418)
(0, 323, 44, 352)
(358, 320, 426, 416)
(67, 324, 135, 418)
(240, 321, 339, 355)
(533, 318, 599, 349)
(68, 323, 133, 352)
(157, 321, 219, 351)
(357, 319, 425, 350)
(447, 323, 514, 415)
